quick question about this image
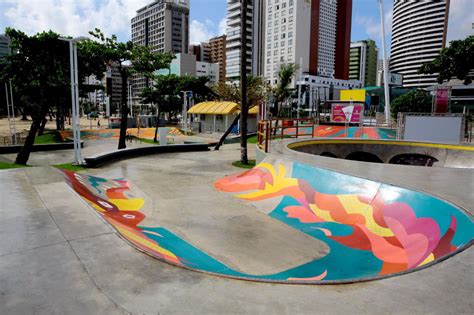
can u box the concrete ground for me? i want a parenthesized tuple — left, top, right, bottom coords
(0, 142, 473, 314)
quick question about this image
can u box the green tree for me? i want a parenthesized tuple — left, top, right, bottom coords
(274, 63, 299, 117)
(419, 35, 474, 85)
(141, 74, 215, 141)
(86, 29, 174, 149)
(0, 28, 105, 165)
(390, 90, 432, 119)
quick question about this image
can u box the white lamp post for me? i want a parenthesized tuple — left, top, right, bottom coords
(180, 90, 192, 133)
(378, 0, 391, 125)
(60, 36, 88, 165)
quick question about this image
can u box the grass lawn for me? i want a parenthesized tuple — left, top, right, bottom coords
(232, 159, 256, 169)
(247, 136, 258, 144)
(34, 132, 62, 144)
(134, 137, 160, 145)
(0, 162, 30, 170)
(54, 163, 88, 172)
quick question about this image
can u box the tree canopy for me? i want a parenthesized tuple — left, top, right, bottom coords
(419, 35, 474, 85)
(141, 74, 215, 118)
(390, 90, 432, 119)
(0, 28, 107, 164)
(84, 29, 175, 149)
(213, 75, 267, 109)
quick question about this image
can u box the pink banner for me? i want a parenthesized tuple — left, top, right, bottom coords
(436, 87, 450, 113)
(331, 104, 364, 123)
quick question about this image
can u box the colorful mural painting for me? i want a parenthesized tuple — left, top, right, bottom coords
(63, 160, 473, 283)
(215, 162, 473, 281)
(58, 128, 182, 141)
(283, 125, 396, 140)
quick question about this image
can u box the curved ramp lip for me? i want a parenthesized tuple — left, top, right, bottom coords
(287, 139, 474, 152)
(64, 162, 473, 285)
(285, 139, 474, 169)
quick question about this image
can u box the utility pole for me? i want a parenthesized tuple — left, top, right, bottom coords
(297, 57, 303, 119)
(240, 0, 249, 164)
(378, 0, 391, 124)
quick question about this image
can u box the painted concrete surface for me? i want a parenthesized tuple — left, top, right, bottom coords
(62, 155, 473, 283)
(283, 125, 397, 140)
(215, 158, 473, 282)
(1, 145, 473, 313)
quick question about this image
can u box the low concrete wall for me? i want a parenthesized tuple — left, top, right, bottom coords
(0, 142, 83, 154)
(84, 144, 210, 168)
(288, 140, 474, 169)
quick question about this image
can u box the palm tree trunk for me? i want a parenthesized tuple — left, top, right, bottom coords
(240, 0, 249, 165)
(215, 113, 240, 150)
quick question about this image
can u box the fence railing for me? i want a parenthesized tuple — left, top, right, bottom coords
(257, 120, 270, 152)
(257, 118, 317, 152)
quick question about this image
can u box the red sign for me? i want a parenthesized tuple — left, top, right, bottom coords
(331, 104, 364, 123)
(435, 87, 450, 113)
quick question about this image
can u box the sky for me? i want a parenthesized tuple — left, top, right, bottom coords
(0, 0, 472, 57)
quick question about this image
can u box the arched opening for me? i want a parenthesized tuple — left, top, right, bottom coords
(389, 154, 439, 167)
(346, 152, 383, 163)
(320, 152, 337, 158)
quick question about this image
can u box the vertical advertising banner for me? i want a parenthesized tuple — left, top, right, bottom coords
(331, 104, 364, 123)
(435, 87, 450, 113)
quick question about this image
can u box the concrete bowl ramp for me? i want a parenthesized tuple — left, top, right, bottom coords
(289, 139, 474, 168)
(63, 152, 473, 283)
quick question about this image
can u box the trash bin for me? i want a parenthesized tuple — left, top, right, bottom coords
(158, 127, 169, 146)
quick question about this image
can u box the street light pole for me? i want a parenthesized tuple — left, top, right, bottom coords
(378, 0, 391, 124)
(61, 36, 88, 165)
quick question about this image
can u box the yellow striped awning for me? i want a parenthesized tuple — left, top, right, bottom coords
(188, 102, 239, 115)
(249, 106, 258, 115)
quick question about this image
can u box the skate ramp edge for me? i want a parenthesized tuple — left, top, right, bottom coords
(62, 155, 474, 283)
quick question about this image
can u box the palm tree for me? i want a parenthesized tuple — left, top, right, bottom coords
(274, 63, 299, 117)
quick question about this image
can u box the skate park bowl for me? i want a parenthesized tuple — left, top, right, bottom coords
(63, 150, 474, 284)
(288, 139, 474, 168)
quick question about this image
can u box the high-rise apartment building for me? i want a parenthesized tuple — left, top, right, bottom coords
(390, 0, 450, 88)
(189, 42, 210, 62)
(131, 0, 190, 99)
(225, 0, 265, 81)
(209, 35, 227, 83)
(264, 0, 352, 86)
(349, 39, 378, 87)
(0, 35, 10, 60)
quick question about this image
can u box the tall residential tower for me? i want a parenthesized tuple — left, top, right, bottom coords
(225, 0, 265, 81)
(131, 0, 190, 99)
(209, 35, 227, 83)
(390, 0, 450, 88)
(264, 0, 353, 86)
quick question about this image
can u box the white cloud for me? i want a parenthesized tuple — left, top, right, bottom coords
(1, 0, 149, 41)
(218, 18, 227, 35)
(190, 19, 215, 44)
(355, 9, 392, 39)
(189, 17, 226, 44)
(447, 0, 474, 42)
